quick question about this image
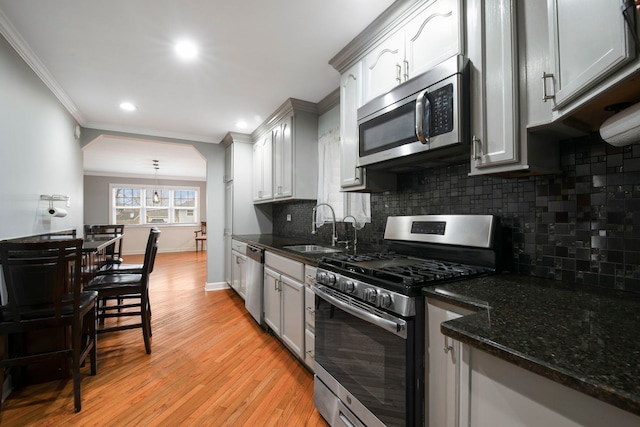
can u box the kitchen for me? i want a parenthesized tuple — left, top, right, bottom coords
(2, 0, 640, 426)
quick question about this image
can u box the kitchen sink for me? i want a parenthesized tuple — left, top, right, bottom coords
(283, 245, 342, 254)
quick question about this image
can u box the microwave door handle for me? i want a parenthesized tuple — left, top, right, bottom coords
(415, 89, 430, 145)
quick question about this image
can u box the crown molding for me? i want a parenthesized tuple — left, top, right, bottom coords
(0, 8, 85, 124)
(220, 131, 253, 146)
(82, 121, 219, 144)
(318, 88, 340, 115)
(251, 98, 319, 139)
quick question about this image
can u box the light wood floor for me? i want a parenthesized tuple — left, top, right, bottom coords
(0, 251, 328, 426)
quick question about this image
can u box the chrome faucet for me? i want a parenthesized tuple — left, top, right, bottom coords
(311, 203, 338, 246)
(342, 215, 358, 250)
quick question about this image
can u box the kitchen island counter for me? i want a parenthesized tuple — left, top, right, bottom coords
(423, 274, 640, 417)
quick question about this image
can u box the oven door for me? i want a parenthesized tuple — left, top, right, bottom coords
(313, 285, 417, 427)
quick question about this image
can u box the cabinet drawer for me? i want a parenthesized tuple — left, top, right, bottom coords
(305, 328, 315, 370)
(304, 265, 317, 286)
(305, 286, 315, 331)
(231, 239, 247, 253)
(265, 251, 304, 281)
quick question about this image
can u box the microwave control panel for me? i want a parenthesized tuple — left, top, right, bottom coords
(427, 83, 454, 137)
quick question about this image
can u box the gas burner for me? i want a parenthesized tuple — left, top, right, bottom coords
(316, 215, 499, 313)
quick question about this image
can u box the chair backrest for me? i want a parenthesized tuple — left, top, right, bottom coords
(141, 228, 161, 278)
(200, 222, 206, 235)
(0, 239, 83, 331)
(84, 224, 124, 259)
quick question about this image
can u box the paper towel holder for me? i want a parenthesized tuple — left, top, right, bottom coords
(41, 194, 71, 217)
(600, 101, 640, 147)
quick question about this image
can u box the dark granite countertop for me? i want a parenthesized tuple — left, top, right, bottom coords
(423, 274, 640, 417)
(232, 234, 376, 266)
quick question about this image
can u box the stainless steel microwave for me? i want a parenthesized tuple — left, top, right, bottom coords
(357, 55, 470, 171)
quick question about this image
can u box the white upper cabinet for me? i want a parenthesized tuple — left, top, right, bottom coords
(252, 99, 318, 204)
(340, 61, 365, 189)
(273, 115, 293, 199)
(467, 0, 520, 173)
(546, 0, 634, 112)
(364, 0, 462, 102)
(364, 31, 405, 102)
(404, 0, 462, 79)
(252, 132, 273, 202)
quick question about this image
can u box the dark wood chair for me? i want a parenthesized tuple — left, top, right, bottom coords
(84, 228, 160, 354)
(84, 224, 124, 264)
(194, 221, 206, 251)
(0, 238, 98, 412)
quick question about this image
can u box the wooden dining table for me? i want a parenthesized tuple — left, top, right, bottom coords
(80, 234, 123, 284)
(0, 230, 122, 386)
(1, 230, 123, 286)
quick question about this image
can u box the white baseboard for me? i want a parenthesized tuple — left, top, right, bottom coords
(205, 281, 229, 291)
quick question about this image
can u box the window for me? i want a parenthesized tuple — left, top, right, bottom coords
(111, 185, 198, 225)
(316, 126, 371, 226)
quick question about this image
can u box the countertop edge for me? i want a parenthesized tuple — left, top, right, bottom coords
(425, 285, 640, 417)
(441, 321, 640, 416)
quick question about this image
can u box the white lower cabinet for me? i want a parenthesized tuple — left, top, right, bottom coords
(426, 298, 473, 427)
(427, 297, 640, 427)
(263, 252, 305, 360)
(230, 239, 247, 300)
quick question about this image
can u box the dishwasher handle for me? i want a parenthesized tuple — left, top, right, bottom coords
(245, 245, 264, 263)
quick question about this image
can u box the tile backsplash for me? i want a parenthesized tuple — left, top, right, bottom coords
(273, 134, 640, 292)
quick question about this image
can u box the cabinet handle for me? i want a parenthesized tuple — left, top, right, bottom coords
(306, 350, 315, 360)
(403, 60, 409, 81)
(444, 336, 453, 354)
(306, 307, 315, 314)
(396, 64, 402, 84)
(472, 135, 481, 161)
(542, 72, 555, 102)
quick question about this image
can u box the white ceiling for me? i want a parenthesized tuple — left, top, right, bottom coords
(0, 0, 396, 179)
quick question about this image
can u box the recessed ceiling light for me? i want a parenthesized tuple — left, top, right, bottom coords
(175, 40, 198, 60)
(236, 121, 248, 129)
(120, 102, 136, 111)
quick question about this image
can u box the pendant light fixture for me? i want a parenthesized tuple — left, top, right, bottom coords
(152, 160, 160, 204)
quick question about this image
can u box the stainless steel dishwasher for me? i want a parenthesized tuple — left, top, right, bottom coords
(244, 244, 264, 325)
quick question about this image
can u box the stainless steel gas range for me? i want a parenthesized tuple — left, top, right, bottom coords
(312, 215, 500, 427)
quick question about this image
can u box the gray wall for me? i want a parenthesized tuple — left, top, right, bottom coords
(0, 34, 84, 239)
(83, 175, 206, 224)
(318, 104, 339, 135)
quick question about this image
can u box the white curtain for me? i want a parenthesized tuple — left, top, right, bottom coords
(316, 126, 370, 229)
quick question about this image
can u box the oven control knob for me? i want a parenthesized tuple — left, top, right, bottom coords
(317, 272, 327, 284)
(380, 293, 392, 308)
(344, 281, 356, 293)
(327, 274, 337, 285)
(363, 288, 378, 303)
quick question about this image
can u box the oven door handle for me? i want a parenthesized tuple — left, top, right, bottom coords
(313, 286, 407, 339)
